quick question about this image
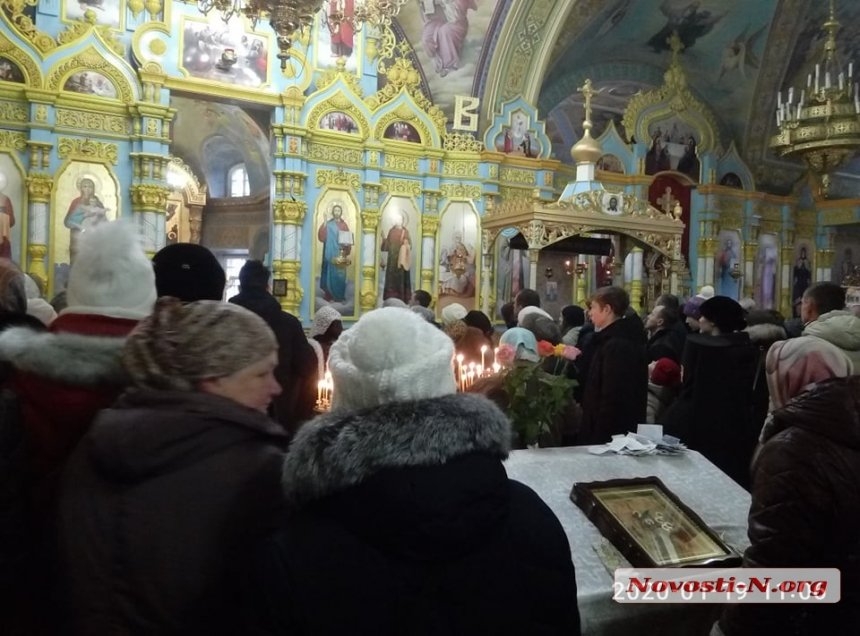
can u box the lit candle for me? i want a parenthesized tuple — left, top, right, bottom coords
(787, 87, 793, 104)
(317, 380, 323, 407)
(850, 62, 854, 79)
(825, 71, 831, 89)
(839, 73, 845, 91)
(481, 344, 488, 370)
(493, 347, 498, 367)
(807, 73, 812, 88)
(493, 362, 501, 374)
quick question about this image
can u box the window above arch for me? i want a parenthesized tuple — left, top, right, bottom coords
(228, 163, 250, 197)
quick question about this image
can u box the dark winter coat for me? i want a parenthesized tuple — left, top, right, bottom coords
(660, 332, 759, 489)
(719, 377, 860, 634)
(578, 316, 648, 444)
(646, 326, 683, 363)
(0, 313, 137, 482)
(243, 393, 581, 635)
(229, 289, 318, 436)
(57, 389, 288, 636)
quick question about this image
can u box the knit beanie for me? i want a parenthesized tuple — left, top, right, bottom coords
(650, 357, 681, 387)
(152, 243, 226, 302)
(440, 302, 467, 326)
(699, 296, 746, 333)
(328, 307, 456, 411)
(309, 306, 342, 338)
(682, 295, 705, 320)
(123, 297, 276, 391)
(64, 221, 156, 320)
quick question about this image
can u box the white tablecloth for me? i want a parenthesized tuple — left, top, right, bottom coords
(504, 447, 751, 636)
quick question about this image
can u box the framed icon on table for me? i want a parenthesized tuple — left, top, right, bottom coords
(571, 476, 741, 568)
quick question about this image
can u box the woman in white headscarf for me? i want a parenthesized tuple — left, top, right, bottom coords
(307, 306, 343, 378)
(718, 337, 859, 635)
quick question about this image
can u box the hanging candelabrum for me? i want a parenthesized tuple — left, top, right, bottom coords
(770, 0, 860, 197)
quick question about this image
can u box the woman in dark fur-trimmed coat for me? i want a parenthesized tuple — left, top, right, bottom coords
(243, 308, 581, 636)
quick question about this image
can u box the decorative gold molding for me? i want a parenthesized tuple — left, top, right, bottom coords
(57, 137, 119, 164)
(440, 183, 482, 200)
(273, 259, 303, 314)
(26, 174, 53, 202)
(273, 198, 307, 225)
(47, 47, 134, 103)
(306, 92, 369, 142)
(760, 220, 782, 235)
(316, 168, 361, 189)
(443, 132, 483, 152)
(316, 58, 363, 96)
(0, 99, 27, 123)
(383, 153, 419, 172)
(56, 109, 130, 135)
(0, 29, 42, 85)
(443, 160, 479, 177)
(369, 52, 447, 136)
(307, 143, 364, 166)
(820, 207, 857, 225)
(374, 103, 432, 144)
(130, 184, 169, 212)
(1, 0, 58, 53)
(0, 129, 26, 152)
(360, 209, 380, 231)
(421, 215, 439, 236)
(380, 177, 421, 196)
(57, 18, 124, 57)
(499, 167, 536, 186)
(622, 32, 719, 153)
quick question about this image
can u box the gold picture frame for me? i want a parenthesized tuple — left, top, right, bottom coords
(571, 477, 741, 568)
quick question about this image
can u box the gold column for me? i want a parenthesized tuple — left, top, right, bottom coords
(360, 209, 380, 312)
(421, 215, 439, 304)
(272, 198, 307, 315)
(25, 174, 53, 290)
(630, 247, 644, 314)
(575, 268, 587, 307)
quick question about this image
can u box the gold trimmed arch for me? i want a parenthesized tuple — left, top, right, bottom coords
(306, 92, 371, 142)
(0, 30, 42, 87)
(373, 102, 432, 145)
(46, 47, 135, 104)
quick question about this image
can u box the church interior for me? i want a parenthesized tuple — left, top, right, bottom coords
(1, 0, 859, 323)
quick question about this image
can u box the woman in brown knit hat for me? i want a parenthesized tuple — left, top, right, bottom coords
(56, 297, 288, 635)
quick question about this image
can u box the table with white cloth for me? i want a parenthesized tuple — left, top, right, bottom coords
(504, 446, 752, 636)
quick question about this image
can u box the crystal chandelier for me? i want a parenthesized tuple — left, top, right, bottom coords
(770, 0, 860, 196)
(197, 0, 407, 70)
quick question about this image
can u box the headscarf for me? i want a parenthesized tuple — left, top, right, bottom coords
(310, 306, 342, 338)
(766, 336, 854, 410)
(440, 302, 467, 326)
(499, 327, 540, 363)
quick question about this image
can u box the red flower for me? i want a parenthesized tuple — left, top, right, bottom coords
(537, 340, 555, 357)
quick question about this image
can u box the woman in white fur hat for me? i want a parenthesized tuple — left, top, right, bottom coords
(243, 307, 581, 635)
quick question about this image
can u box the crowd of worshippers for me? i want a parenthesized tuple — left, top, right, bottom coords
(0, 220, 857, 634)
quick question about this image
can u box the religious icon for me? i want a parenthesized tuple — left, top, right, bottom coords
(315, 197, 357, 316)
(437, 202, 480, 313)
(379, 198, 418, 304)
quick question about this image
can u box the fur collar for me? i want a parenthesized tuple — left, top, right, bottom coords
(282, 393, 511, 505)
(0, 326, 127, 386)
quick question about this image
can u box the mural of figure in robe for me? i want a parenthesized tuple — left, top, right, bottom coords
(64, 176, 108, 262)
(318, 202, 352, 303)
(0, 171, 14, 259)
(439, 230, 476, 297)
(328, 0, 355, 57)
(381, 211, 412, 302)
(421, 0, 478, 77)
